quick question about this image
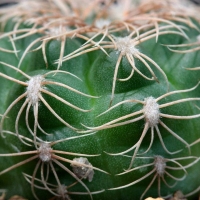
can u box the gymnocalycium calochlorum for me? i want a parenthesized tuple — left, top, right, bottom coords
(0, 0, 200, 199)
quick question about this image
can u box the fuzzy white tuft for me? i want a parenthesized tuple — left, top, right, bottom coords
(115, 36, 139, 56)
(71, 157, 94, 182)
(38, 142, 52, 162)
(26, 75, 44, 106)
(143, 97, 160, 127)
(154, 156, 166, 176)
(95, 18, 111, 29)
(56, 184, 70, 199)
(46, 25, 68, 40)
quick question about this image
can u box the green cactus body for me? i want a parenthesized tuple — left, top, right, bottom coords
(0, 0, 200, 199)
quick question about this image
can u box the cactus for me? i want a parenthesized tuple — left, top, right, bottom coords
(0, 0, 200, 199)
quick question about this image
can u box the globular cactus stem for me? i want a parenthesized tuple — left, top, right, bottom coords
(0, 0, 200, 200)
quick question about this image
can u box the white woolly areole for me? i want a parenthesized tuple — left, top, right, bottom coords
(46, 25, 68, 40)
(95, 19, 111, 29)
(26, 75, 44, 106)
(115, 36, 139, 56)
(143, 97, 160, 127)
(57, 185, 70, 199)
(154, 156, 166, 176)
(38, 143, 52, 162)
(71, 157, 94, 182)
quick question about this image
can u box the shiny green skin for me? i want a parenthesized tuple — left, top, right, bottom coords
(0, 20, 200, 200)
